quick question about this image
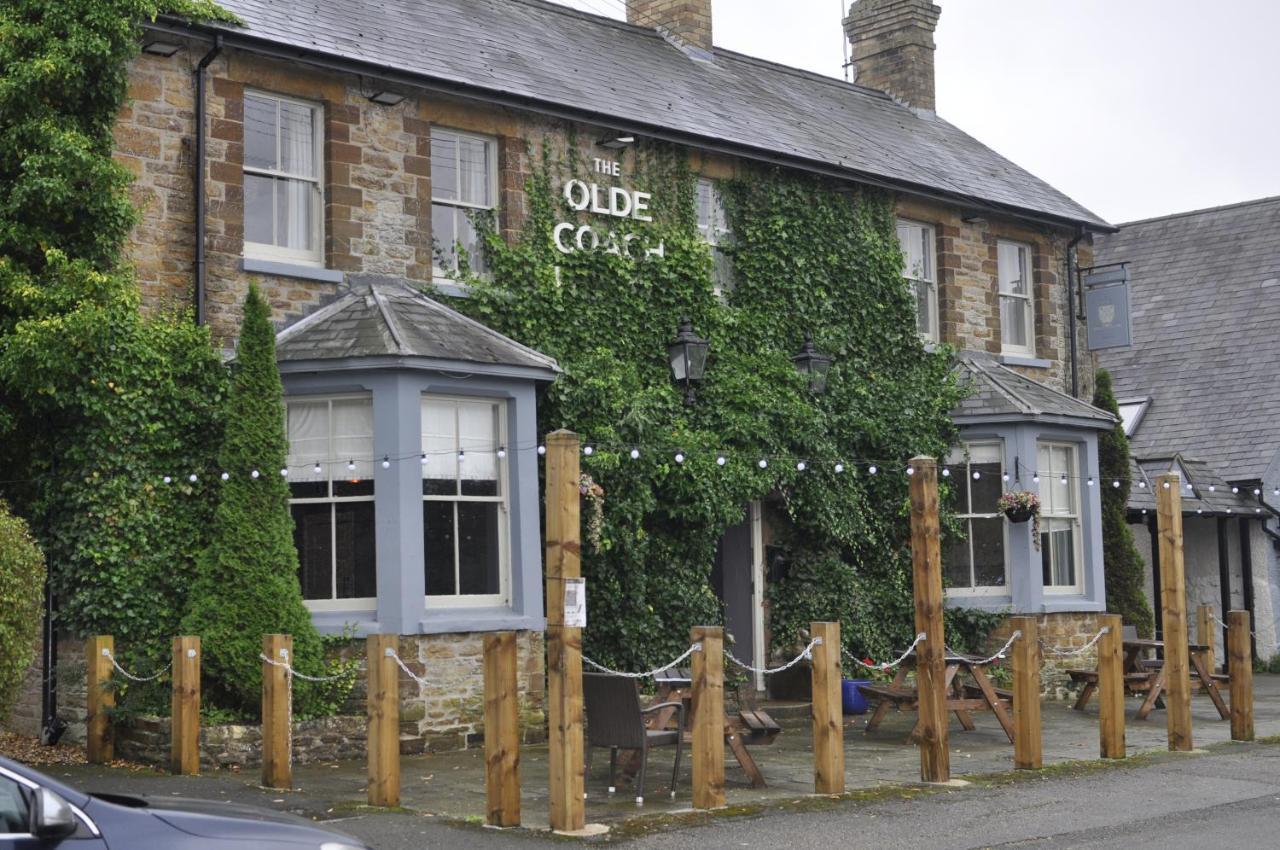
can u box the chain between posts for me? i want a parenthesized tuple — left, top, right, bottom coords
(258, 652, 350, 682)
(1040, 626, 1111, 657)
(101, 648, 172, 683)
(1215, 614, 1258, 639)
(581, 643, 703, 679)
(947, 630, 1023, 666)
(843, 632, 928, 673)
(725, 638, 821, 676)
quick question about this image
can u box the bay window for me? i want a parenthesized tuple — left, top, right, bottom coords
(286, 396, 377, 608)
(431, 128, 497, 278)
(897, 220, 938, 342)
(998, 239, 1034, 356)
(1038, 441, 1083, 593)
(421, 396, 508, 604)
(944, 442, 1006, 593)
(243, 91, 324, 265)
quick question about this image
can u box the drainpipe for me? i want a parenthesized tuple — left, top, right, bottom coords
(1065, 226, 1086, 398)
(194, 36, 223, 326)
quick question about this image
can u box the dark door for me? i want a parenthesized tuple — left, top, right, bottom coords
(712, 508, 755, 668)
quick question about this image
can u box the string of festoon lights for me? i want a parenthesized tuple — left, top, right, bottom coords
(6, 439, 1277, 515)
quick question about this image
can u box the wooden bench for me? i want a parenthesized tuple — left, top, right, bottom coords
(1066, 669, 1152, 711)
(736, 709, 782, 745)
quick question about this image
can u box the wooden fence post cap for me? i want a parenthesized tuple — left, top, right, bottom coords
(908, 455, 937, 467)
(545, 430, 579, 443)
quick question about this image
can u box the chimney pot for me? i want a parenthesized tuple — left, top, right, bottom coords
(627, 0, 713, 55)
(844, 0, 942, 112)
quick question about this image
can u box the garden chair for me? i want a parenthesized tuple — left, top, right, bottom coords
(583, 672, 685, 804)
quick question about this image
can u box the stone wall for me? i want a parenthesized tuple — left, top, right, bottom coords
(116, 714, 369, 771)
(989, 610, 1106, 696)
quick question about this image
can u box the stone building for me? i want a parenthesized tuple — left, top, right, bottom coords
(1094, 197, 1280, 661)
(24, 0, 1122, 752)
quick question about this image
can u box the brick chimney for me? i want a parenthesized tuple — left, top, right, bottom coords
(627, 0, 712, 55)
(844, 0, 942, 112)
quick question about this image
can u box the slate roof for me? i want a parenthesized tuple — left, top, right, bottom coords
(275, 276, 560, 376)
(950, 352, 1117, 428)
(1093, 196, 1280, 484)
(1126, 455, 1262, 518)
(164, 0, 1110, 230)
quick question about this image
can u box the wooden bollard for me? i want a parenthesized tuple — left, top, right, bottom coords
(1010, 616, 1041, 770)
(1196, 603, 1216, 674)
(367, 634, 400, 807)
(908, 456, 949, 783)
(261, 634, 292, 789)
(484, 631, 521, 826)
(544, 430, 584, 832)
(1228, 610, 1254, 741)
(86, 636, 114, 764)
(171, 636, 201, 775)
(1097, 614, 1125, 759)
(810, 621, 844, 794)
(1156, 472, 1192, 751)
(690, 625, 725, 809)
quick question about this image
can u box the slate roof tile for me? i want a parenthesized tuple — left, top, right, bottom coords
(951, 351, 1116, 426)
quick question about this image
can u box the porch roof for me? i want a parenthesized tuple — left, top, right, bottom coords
(950, 352, 1117, 430)
(1126, 454, 1269, 518)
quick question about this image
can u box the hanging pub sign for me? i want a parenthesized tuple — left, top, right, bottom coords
(1083, 264, 1132, 350)
(553, 157, 665, 259)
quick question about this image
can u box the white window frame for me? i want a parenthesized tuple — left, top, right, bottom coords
(430, 128, 498, 281)
(1038, 441, 1084, 594)
(421, 395, 510, 608)
(242, 90, 325, 267)
(945, 441, 1008, 596)
(696, 177, 733, 298)
(286, 394, 378, 613)
(998, 239, 1035, 356)
(897, 219, 939, 343)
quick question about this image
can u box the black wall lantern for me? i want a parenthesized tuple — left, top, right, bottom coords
(667, 317, 709, 406)
(793, 334, 833, 393)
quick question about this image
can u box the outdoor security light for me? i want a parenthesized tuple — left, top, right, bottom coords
(598, 133, 636, 150)
(792, 334, 833, 393)
(367, 90, 406, 106)
(667, 317, 709, 406)
(141, 40, 183, 56)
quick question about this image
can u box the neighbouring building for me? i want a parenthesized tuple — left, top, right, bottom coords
(21, 0, 1121, 749)
(1094, 197, 1280, 661)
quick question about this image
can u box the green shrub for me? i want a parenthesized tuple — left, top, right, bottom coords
(180, 285, 324, 718)
(1093, 369, 1155, 636)
(0, 502, 45, 723)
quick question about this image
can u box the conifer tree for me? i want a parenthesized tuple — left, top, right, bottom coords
(181, 284, 324, 716)
(1093, 369, 1155, 637)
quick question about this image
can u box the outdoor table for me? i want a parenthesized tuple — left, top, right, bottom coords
(860, 653, 1014, 744)
(1070, 638, 1229, 721)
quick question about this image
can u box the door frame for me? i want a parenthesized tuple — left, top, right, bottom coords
(750, 500, 766, 692)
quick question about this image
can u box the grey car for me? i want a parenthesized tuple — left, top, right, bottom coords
(0, 755, 368, 849)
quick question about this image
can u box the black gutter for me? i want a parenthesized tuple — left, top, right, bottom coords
(1065, 226, 1086, 398)
(1149, 515, 1163, 639)
(146, 18, 1117, 237)
(1240, 516, 1257, 661)
(194, 35, 223, 326)
(1216, 517, 1232, 671)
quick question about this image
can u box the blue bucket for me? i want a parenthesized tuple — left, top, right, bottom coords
(842, 678, 871, 715)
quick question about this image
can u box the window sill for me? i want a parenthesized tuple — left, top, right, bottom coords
(431, 276, 472, 298)
(999, 353, 1053, 370)
(242, 257, 344, 284)
(417, 609, 545, 635)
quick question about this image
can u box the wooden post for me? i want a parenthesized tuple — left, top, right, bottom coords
(544, 430, 584, 832)
(1156, 472, 1192, 751)
(1196, 604, 1216, 674)
(484, 631, 521, 827)
(261, 634, 292, 789)
(367, 634, 400, 808)
(1097, 613, 1125, 760)
(171, 636, 201, 775)
(908, 456, 949, 783)
(690, 625, 725, 809)
(1228, 610, 1254, 741)
(86, 636, 114, 764)
(810, 621, 844, 794)
(1010, 616, 1041, 770)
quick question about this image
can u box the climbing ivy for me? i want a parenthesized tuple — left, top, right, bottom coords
(456, 138, 967, 669)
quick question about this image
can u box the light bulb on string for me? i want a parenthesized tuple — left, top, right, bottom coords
(1162, 481, 1170, 489)
(758, 459, 768, 469)
(1232, 486, 1239, 494)
(583, 445, 593, 456)
(1196, 508, 1203, 515)
(497, 447, 507, 459)
(1227, 508, 1233, 514)
(221, 472, 230, 481)
(458, 450, 466, 463)
(868, 465, 877, 475)
(1210, 485, 1216, 492)
(279, 468, 288, 477)
(347, 460, 356, 472)
(1032, 473, 1040, 484)
(314, 462, 323, 475)
(1274, 488, 1279, 497)
(1086, 477, 1094, 487)
(420, 454, 428, 466)
(796, 461, 806, 472)
(251, 469, 260, 479)
(381, 456, 391, 469)
(1060, 474, 1068, 486)
(1185, 482, 1193, 491)
(1257, 508, 1263, 513)
(1112, 480, 1121, 488)
(189, 474, 198, 483)
(537, 445, 546, 456)
(1141, 509, 1147, 515)
(1254, 488, 1261, 496)
(717, 455, 727, 467)
(834, 462, 844, 473)
(1002, 473, 1009, 483)
(941, 468, 950, 478)
(675, 452, 685, 464)
(906, 466, 915, 476)
(629, 448, 640, 460)
(163, 476, 172, 484)
(973, 471, 981, 480)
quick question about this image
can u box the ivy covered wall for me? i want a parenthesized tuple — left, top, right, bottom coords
(456, 136, 971, 669)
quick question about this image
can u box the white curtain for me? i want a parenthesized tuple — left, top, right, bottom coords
(332, 398, 374, 481)
(287, 401, 329, 481)
(458, 401, 497, 482)
(421, 399, 458, 485)
(279, 100, 315, 251)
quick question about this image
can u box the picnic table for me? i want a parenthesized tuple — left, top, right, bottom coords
(643, 668, 781, 788)
(859, 652, 1014, 743)
(1068, 638, 1229, 721)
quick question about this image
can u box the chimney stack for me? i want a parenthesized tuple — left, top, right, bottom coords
(844, 0, 941, 112)
(627, 0, 712, 55)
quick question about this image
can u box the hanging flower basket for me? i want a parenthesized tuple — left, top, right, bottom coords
(997, 491, 1040, 524)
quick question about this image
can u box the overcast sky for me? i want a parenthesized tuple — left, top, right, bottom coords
(553, 0, 1280, 224)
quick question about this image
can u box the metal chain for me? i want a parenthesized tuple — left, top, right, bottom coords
(1214, 614, 1258, 639)
(102, 648, 172, 683)
(844, 632, 928, 673)
(582, 643, 703, 679)
(1041, 626, 1111, 657)
(726, 638, 820, 676)
(258, 653, 350, 683)
(961, 630, 1022, 666)
(388, 649, 432, 687)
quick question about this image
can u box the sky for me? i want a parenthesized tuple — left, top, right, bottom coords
(550, 0, 1280, 224)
